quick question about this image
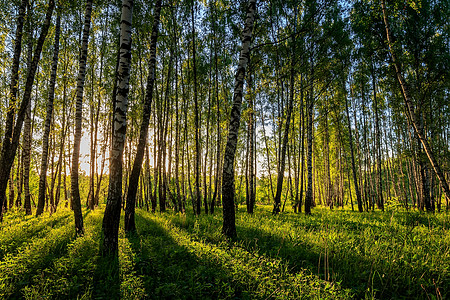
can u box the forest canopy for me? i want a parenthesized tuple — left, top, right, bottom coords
(0, 0, 448, 234)
(0, 0, 448, 229)
(0, 0, 449, 298)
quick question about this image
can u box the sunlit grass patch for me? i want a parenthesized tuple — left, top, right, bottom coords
(21, 208, 103, 299)
(0, 209, 75, 298)
(119, 229, 147, 299)
(138, 209, 352, 299)
(252, 206, 450, 299)
(0, 203, 448, 299)
(153, 205, 449, 299)
(0, 209, 72, 259)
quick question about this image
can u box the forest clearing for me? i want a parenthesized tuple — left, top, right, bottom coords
(0, 0, 449, 299)
(1, 205, 448, 299)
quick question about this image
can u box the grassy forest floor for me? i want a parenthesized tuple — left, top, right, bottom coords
(0, 205, 449, 299)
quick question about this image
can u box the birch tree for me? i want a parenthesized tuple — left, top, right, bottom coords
(124, 0, 162, 233)
(222, 0, 257, 239)
(71, 0, 93, 235)
(0, 0, 55, 220)
(36, 9, 61, 216)
(380, 0, 450, 208)
(103, 0, 134, 254)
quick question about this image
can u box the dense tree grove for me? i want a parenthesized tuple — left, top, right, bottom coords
(0, 0, 448, 247)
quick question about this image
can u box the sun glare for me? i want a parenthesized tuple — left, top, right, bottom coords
(79, 134, 109, 176)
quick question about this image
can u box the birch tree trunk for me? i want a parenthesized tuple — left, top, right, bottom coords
(371, 65, 384, 211)
(36, 10, 61, 216)
(22, 1, 34, 216)
(221, 0, 256, 239)
(71, 0, 93, 235)
(124, 0, 161, 233)
(210, 1, 221, 213)
(247, 66, 255, 214)
(295, 74, 305, 213)
(273, 37, 296, 214)
(0, 0, 26, 216)
(102, 0, 134, 254)
(88, 9, 108, 209)
(380, 0, 450, 206)
(174, 12, 182, 212)
(22, 96, 32, 213)
(0, 0, 54, 220)
(191, 1, 202, 215)
(305, 63, 314, 215)
(346, 85, 363, 212)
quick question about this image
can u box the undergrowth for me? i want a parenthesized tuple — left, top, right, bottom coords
(0, 205, 448, 299)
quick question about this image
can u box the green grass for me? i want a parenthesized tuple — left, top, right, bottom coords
(0, 205, 448, 299)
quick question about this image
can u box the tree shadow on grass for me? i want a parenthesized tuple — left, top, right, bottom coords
(92, 253, 121, 300)
(235, 221, 447, 300)
(0, 212, 72, 260)
(28, 209, 109, 300)
(155, 210, 447, 299)
(127, 212, 249, 300)
(6, 209, 111, 299)
(0, 210, 94, 299)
